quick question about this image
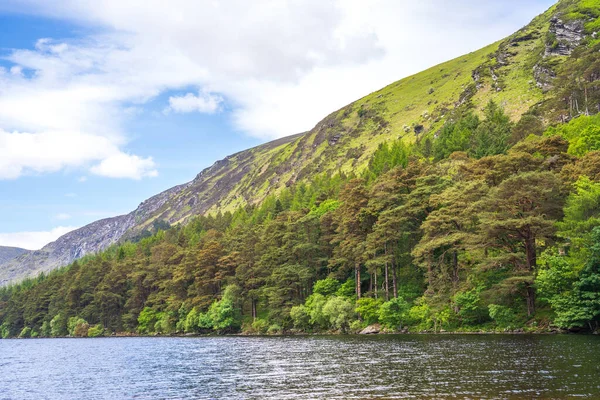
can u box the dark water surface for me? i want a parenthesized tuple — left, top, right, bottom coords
(1, 335, 599, 399)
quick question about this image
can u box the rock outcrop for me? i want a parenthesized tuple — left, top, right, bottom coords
(545, 17, 584, 57)
(359, 324, 382, 335)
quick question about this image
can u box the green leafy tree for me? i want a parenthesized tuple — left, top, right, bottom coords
(474, 171, 565, 316)
(207, 284, 242, 332)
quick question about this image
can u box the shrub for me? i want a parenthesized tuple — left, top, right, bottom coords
(306, 293, 328, 330)
(87, 324, 105, 337)
(336, 279, 356, 299)
(137, 307, 159, 334)
(184, 308, 201, 333)
(290, 305, 311, 330)
(488, 304, 517, 329)
(267, 323, 282, 335)
(50, 314, 68, 337)
(355, 297, 383, 325)
(453, 289, 487, 325)
(407, 297, 433, 330)
(40, 321, 51, 337)
(251, 318, 269, 334)
(313, 278, 340, 297)
(1, 322, 12, 339)
(68, 317, 89, 337)
(322, 296, 355, 333)
(19, 327, 32, 338)
(378, 297, 410, 330)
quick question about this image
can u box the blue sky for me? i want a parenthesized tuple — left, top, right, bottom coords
(0, 0, 555, 249)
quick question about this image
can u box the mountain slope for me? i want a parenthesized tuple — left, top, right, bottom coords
(1, 0, 598, 285)
(0, 247, 30, 265)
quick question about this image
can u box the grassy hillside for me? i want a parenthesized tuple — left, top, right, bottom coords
(127, 0, 598, 233)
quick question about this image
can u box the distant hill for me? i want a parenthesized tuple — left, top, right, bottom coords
(2, 0, 598, 285)
(0, 246, 30, 266)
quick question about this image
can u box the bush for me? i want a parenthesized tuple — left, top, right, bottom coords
(488, 304, 517, 329)
(407, 297, 433, 330)
(306, 293, 328, 330)
(68, 317, 89, 337)
(137, 307, 159, 334)
(87, 324, 105, 337)
(313, 278, 340, 297)
(350, 319, 366, 333)
(40, 321, 51, 337)
(355, 297, 383, 325)
(1, 322, 12, 339)
(267, 324, 282, 335)
(154, 312, 176, 334)
(50, 314, 68, 337)
(251, 318, 269, 334)
(322, 296, 355, 333)
(453, 289, 487, 325)
(336, 279, 356, 299)
(378, 297, 410, 330)
(208, 287, 241, 332)
(290, 305, 311, 331)
(198, 312, 213, 330)
(19, 327, 32, 338)
(184, 308, 201, 333)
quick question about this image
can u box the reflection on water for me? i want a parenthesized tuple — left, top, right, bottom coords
(1, 335, 599, 399)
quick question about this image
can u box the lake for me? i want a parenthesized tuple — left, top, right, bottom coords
(1, 335, 599, 399)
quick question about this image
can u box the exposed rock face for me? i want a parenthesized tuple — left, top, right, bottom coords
(359, 324, 382, 335)
(0, 246, 30, 265)
(533, 63, 557, 91)
(545, 17, 584, 57)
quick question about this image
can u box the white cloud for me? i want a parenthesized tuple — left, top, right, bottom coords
(0, 129, 156, 180)
(77, 176, 87, 183)
(54, 213, 71, 220)
(0, 0, 554, 153)
(64, 192, 77, 197)
(0, 226, 78, 250)
(90, 153, 158, 180)
(166, 91, 223, 114)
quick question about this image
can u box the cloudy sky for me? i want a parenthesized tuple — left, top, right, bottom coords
(0, 0, 555, 250)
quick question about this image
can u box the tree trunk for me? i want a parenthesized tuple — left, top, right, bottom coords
(384, 243, 390, 301)
(526, 284, 535, 317)
(524, 231, 537, 316)
(356, 263, 362, 299)
(374, 270, 378, 299)
(384, 262, 389, 301)
(251, 299, 257, 321)
(392, 260, 398, 299)
(452, 251, 459, 289)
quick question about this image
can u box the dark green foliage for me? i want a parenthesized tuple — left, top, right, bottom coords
(433, 113, 480, 160)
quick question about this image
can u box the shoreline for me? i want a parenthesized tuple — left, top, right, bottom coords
(5, 329, 597, 339)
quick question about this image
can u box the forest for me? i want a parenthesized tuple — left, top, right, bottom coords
(1, 101, 600, 338)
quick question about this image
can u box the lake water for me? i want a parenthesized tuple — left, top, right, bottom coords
(1, 335, 599, 399)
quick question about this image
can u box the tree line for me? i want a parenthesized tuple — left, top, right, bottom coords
(1, 102, 600, 338)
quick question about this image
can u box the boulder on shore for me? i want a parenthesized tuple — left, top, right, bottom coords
(359, 324, 381, 335)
